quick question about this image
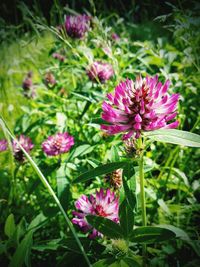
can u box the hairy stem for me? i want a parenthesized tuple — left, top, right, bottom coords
(138, 138, 147, 266)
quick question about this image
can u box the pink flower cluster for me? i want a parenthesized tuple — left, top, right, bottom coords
(0, 135, 34, 161)
(101, 75, 179, 139)
(65, 14, 91, 39)
(72, 189, 119, 238)
(42, 132, 74, 156)
(87, 61, 114, 83)
(0, 132, 74, 160)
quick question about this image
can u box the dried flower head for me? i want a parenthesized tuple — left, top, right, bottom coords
(65, 14, 91, 39)
(101, 75, 179, 140)
(105, 169, 122, 189)
(87, 61, 114, 83)
(42, 132, 74, 156)
(22, 72, 36, 98)
(12, 135, 34, 162)
(72, 189, 119, 238)
(44, 72, 56, 86)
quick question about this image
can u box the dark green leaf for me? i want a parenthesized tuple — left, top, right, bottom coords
(144, 129, 200, 147)
(73, 162, 127, 184)
(129, 226, 176, 243)
(122, 170, 136, 211)
(86, 215, 124, 239)
(119, 199, 134, 238)
(56, 164, 71, 209)
(28, 213, 47, 231)
(4, 214, 16, 238)
(9, 231, 33, 267)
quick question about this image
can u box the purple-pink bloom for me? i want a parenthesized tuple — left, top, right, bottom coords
(72, 189, 119, 238)
(52, 53, 66, 62)
(101, 75, 179, 140)
(0, 139, 8, 152)
(65, 14, 90, 39)
(12, 135, 34, 161)
(87, 61, 114, 83)
(111, 33, 120, 41)
(42, 132, 74, 156)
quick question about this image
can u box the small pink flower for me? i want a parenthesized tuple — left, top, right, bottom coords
(65, 14, 91, 39)
(12, 135, 34, 161)
(52, 53, 66, 62)
(72, 189, 119, 238)
(0, 139, 8, 152)
(42, 132, 74, 156)
(87, 61, 114, 83)
(111, 33, 120, 42)
(101, 75, 179, 139)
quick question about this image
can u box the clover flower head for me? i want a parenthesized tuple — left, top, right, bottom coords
(101, 75, 179, 140)
(111, 33, 120, 41)
(42, 132, 74, 156)
(72, 188, 119, 238)
(52, 53, 66, 62)
(0, 139, 8, 152)
(12, 135, 34, 161)
(87, 61, 114, 83)
(65, 14, 91, 39)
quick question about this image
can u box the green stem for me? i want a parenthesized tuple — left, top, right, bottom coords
(138, 138, 147, 266)
(0, 118, 92, 267)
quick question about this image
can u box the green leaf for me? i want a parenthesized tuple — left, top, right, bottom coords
(144, 129, 200, 147)
(86, 215, 124, 239)
(56, 164, 71, 209)
(123, 257, 141, 267)
(110, 146, 120, 162)
(73, 162, 127, 184)
(69, 144, 93, 160)
(4, 214, 16, 238)
(129, 226, 176, 243)
(119, 199, 134, 238)
(122, 163, 137, 210)
(28, 213, 47, 231)
(9, 231, 33, 267)
(92, 258, 116, 267)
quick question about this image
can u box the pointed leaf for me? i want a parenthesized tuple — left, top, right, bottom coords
(119, 199, 134, 238)
(9, 231, 33, 267)
(129, 226, 176, 243)
(4, 214, 16, 238)
(73, 162, 127, 184)
(144, 129, 200, 147)
(86, 215, 124, 239)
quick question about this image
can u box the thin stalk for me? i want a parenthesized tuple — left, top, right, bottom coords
(138, 138, 147, 266)
(0, 118, 91, 267)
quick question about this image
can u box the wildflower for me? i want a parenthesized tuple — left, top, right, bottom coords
(105, 169, 122, 189)
(111, 33, 120, 42)
(0, 139, 8, 152)
(22, 72, 36, 98)
(12, 135, 34, 161)
(87, 61, 114, 83)
(52, 53, 65, 62)
(65, 14, 90, 39)
(44, 72, 56, 86)
(101, 75, 179, 140)
(42, 132, 74, 156)
(72, 189, 119, 238)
